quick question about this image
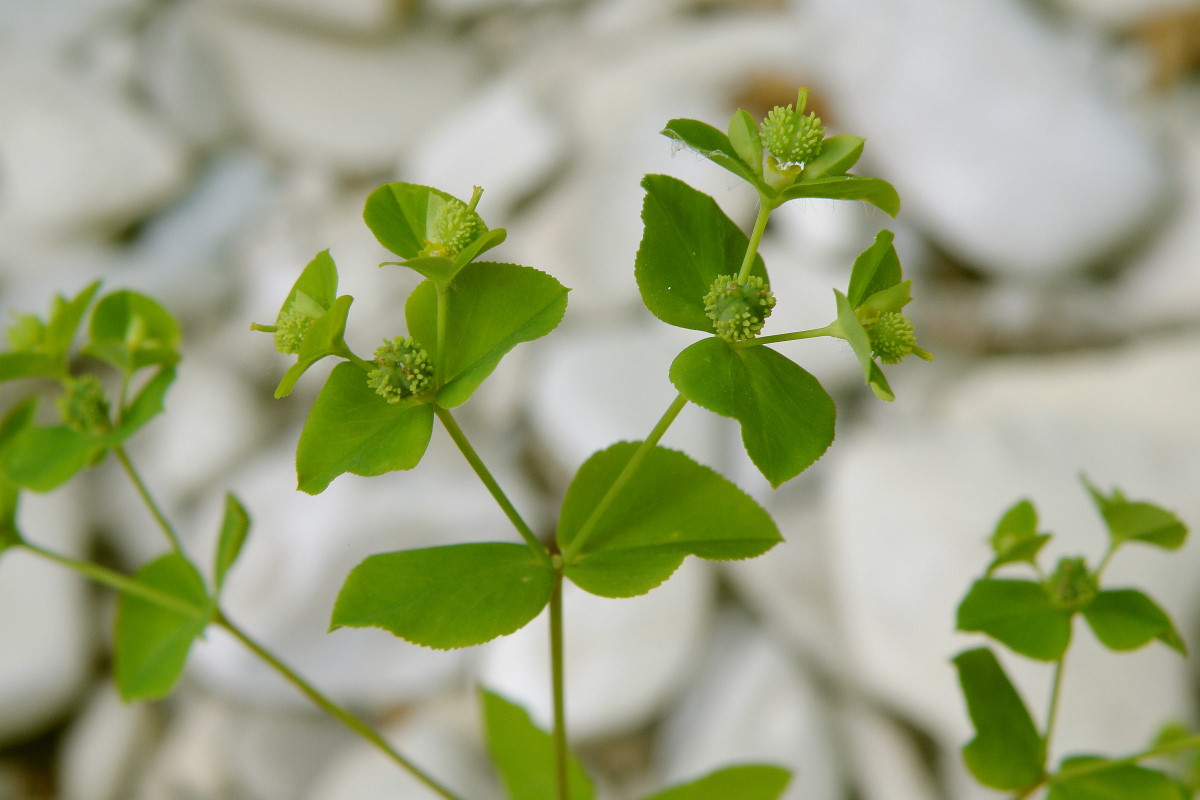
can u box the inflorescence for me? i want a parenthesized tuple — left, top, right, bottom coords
(704, 275, 777, 343)
(367, 337, 434, 403)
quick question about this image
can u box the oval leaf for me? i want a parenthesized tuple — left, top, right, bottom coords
(957, 578, 1073, 661)
(634, 175, 768, 333)
(846, 230, 902, 308)
(481, 688, 595, 800)
(801, 134, 864, 180)
(296, 362, 434, 494)
(405, 262, 568, 408)
(214, 493, 251, 595)
(1083, 588, 1185, 655)
(364, 182, 459, 259)
(670, 338, 836, 487)
(660, 119, 769, 194)
(114, 553, 213, 701)
(557, 442, 781, 597)
(1049, 757, 1184, 800)
(331, 543, 554, 649)
(85, 290, 181, 373)
(3, 424, 99, 491)
(640, 765, 791, 800)
(779, 175, 900, 217)
(1084, 479, 1188, 552)
(274, 294, 355, 398)
(953, 647, 1045, 791)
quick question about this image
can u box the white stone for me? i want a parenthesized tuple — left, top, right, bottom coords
(0, 486, 94, 746)
(222, 704, 354, 800)
(57, 682, 158, 800)
(0, 56, 188, 244)
(130, 691, 234, 799)
(842, 702, 941, 800)
(197, 6, 480, 171)
(201, 0, 407, 32)
(1050, 0, 1200, 29)
(475, 558, 715, 742)
(0, 0, 144, 52)
(799, 0, 1168, 279)
(654, 612, 841, 800)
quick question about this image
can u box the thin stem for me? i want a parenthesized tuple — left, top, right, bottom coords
(733, 325, 837, 348)
(436, 287, 449, 386)
(735, 203, 773, 285)
(549, 569, 569, 800)
(217, 613, 466, 800)
(115, 445, 186, 558)
(1044, 654, 1067, 751)
(561, 392, 688, 562)
(433, 405, 550, 564)
(21, 540, 204, 617)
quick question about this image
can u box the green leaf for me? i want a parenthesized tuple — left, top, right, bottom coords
(405, 262, 568, 408)
(0, 398, 36, 552)
(106, 366, 176, 443)
(846, 230, 902, 307)
(669, 338, 835, 487)
(953, 647, 1045, 791)
(987, 499, 1052, 575)
(660, 119, 770, 194)
(46, 281, 102, 362)
(331, 543, 553, 649)
(557, 442, 780, 597)
(801, 134, 865, 180)
(957, 578, 1073, 661)
(1049, 757, 1184, 800)
(214, 493, 250, 595)
(779, 175, 900, 217)
(727, 110, 764, 179)
(295, 362, 434, 494)
(639, 765, 791, 800)
(0, 352, 61, 383)
(2, 424, 100, 492)
(1083, 588, 1186, 655)
(1084, 479, 1187, 552)
(480, 688, 595, 800)
(274, 294, 355, 398)
(634, 175, 768, 333)
(84, 290, 181, 373)
(114, 553, 213, 701)
(364, 182, 458, 258)
(833, 290, 894, 402)
(283, 248, 338, 318)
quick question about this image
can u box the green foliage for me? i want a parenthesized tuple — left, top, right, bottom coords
(1085, 478, 1187, 552)
(330, 543, 554, 649)
(957, 578, 1073, 661)
(987, 499, 1050, 575)
(638, 765, 791, 800)
(1048, 757, 1185, 800)
(481, 689, 595, 800)
(214, 493, 250, 595)
(953, 647, 1045, 791)
(1082, 589, 1185, 654)
(85, 290, 181, 372)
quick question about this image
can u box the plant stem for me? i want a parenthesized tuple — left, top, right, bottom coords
(217, 613, 466, 800)
(114, 445, 187, 559)
(735, 203, 773, 285)
(433, 405, 550, 564)
(733, 325, 836, 348)
(436, 286, 449, 386)
(549, 569, 569, 800)
(1044, 654, 1066, 752)
(561, 392, 688, 562)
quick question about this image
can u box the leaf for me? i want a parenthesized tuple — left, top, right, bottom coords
(480, 688, 595, 800)
(1049, 757, 1184, 800)
(987, 499, 1052, 575)
(114, 553, 213, 701)
(669, 338, 836, 487)
(0, 398, 36, 552)
(727, 110, 764, 179)
(295, 362, 434, 494)
(274, 294, 355, 398)
(956, 578, 1073, 661)
(107, 366, 176, 443)
(834, 290, 894, 402)
(1084, 479, 1187, 552)
(953, 647, 1045, 791)
(1083, 588, 1186, 655)
(639, 765, 791, 800)
(46, 281, 102, 362)
(405, 262, 568, 408)
(779, 175, 900, 217)
(634, 175, 768, 333)
(214, 493, 250, 595)
(557, 442, 780, 597)
(364, 182, 460, 259)
(2, 424, 100, 492)
(846, 230, 902, 307)
(331, 543, 553, 649)
(85, 290, 181, 373)
(0, 352, 61, 383)
(660, 119, 770, 194)
(282, 248, 338, 317)
(801, 135, 864, 180)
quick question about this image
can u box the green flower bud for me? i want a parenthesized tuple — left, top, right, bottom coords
(367, 337, 434, 403)
(865, 311, 918, 365)
(57, 375, 110, 434)
(6, 313, 47, 354)
(1043, 556, 1098, 613)
(423, 198, 481, 258)
(703, 275, 777, 343)
(760, 101, 825, 168)
(272, 307, 317, 355)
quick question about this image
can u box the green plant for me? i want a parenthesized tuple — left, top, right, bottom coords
(954, 480, 1200, 799)
(0, 90, 931, 798)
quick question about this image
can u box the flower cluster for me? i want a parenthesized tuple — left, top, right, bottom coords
(367, 337, 434, 403)
(1043, 556, 1099, 612)
(57, 375, 111, 434)
(423, 198, 481, 258)
(865, 311, 920, 365)
(703, 275, 777, 343)
(759, 96, 825, 169)
(272, 307, 317, 355)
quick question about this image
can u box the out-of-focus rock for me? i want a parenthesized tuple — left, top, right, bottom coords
(57, 682, 158, 800)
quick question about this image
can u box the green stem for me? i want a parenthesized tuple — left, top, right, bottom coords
(115, 445, 187, 559)
(733, 325, 836, 348)
(433, 405, 550, 564)
(561, 392, 688, 563)
(217, 613, 466, 800)
(735, 203, 773, 285)
(549, 569, 569, 800)
(21, 540, 204, 617)
(436, 286, 449, 387)
(1044, 655, 1066, 746)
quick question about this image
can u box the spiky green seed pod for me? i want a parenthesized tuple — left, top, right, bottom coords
(367, 337, 434, 403)
(866, 311, 919, 365)
(57, 375, 111, 434)
(760, 104, 825, 168)
(703, 275, 777, 343)
(1043, 556, 1098, 612)
(424, 199, 480, 258)
(272, 307, 317, 355)
(6, 313, 47, 353)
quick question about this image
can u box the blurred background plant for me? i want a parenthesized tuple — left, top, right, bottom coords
(3, 1, 1200, 798)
